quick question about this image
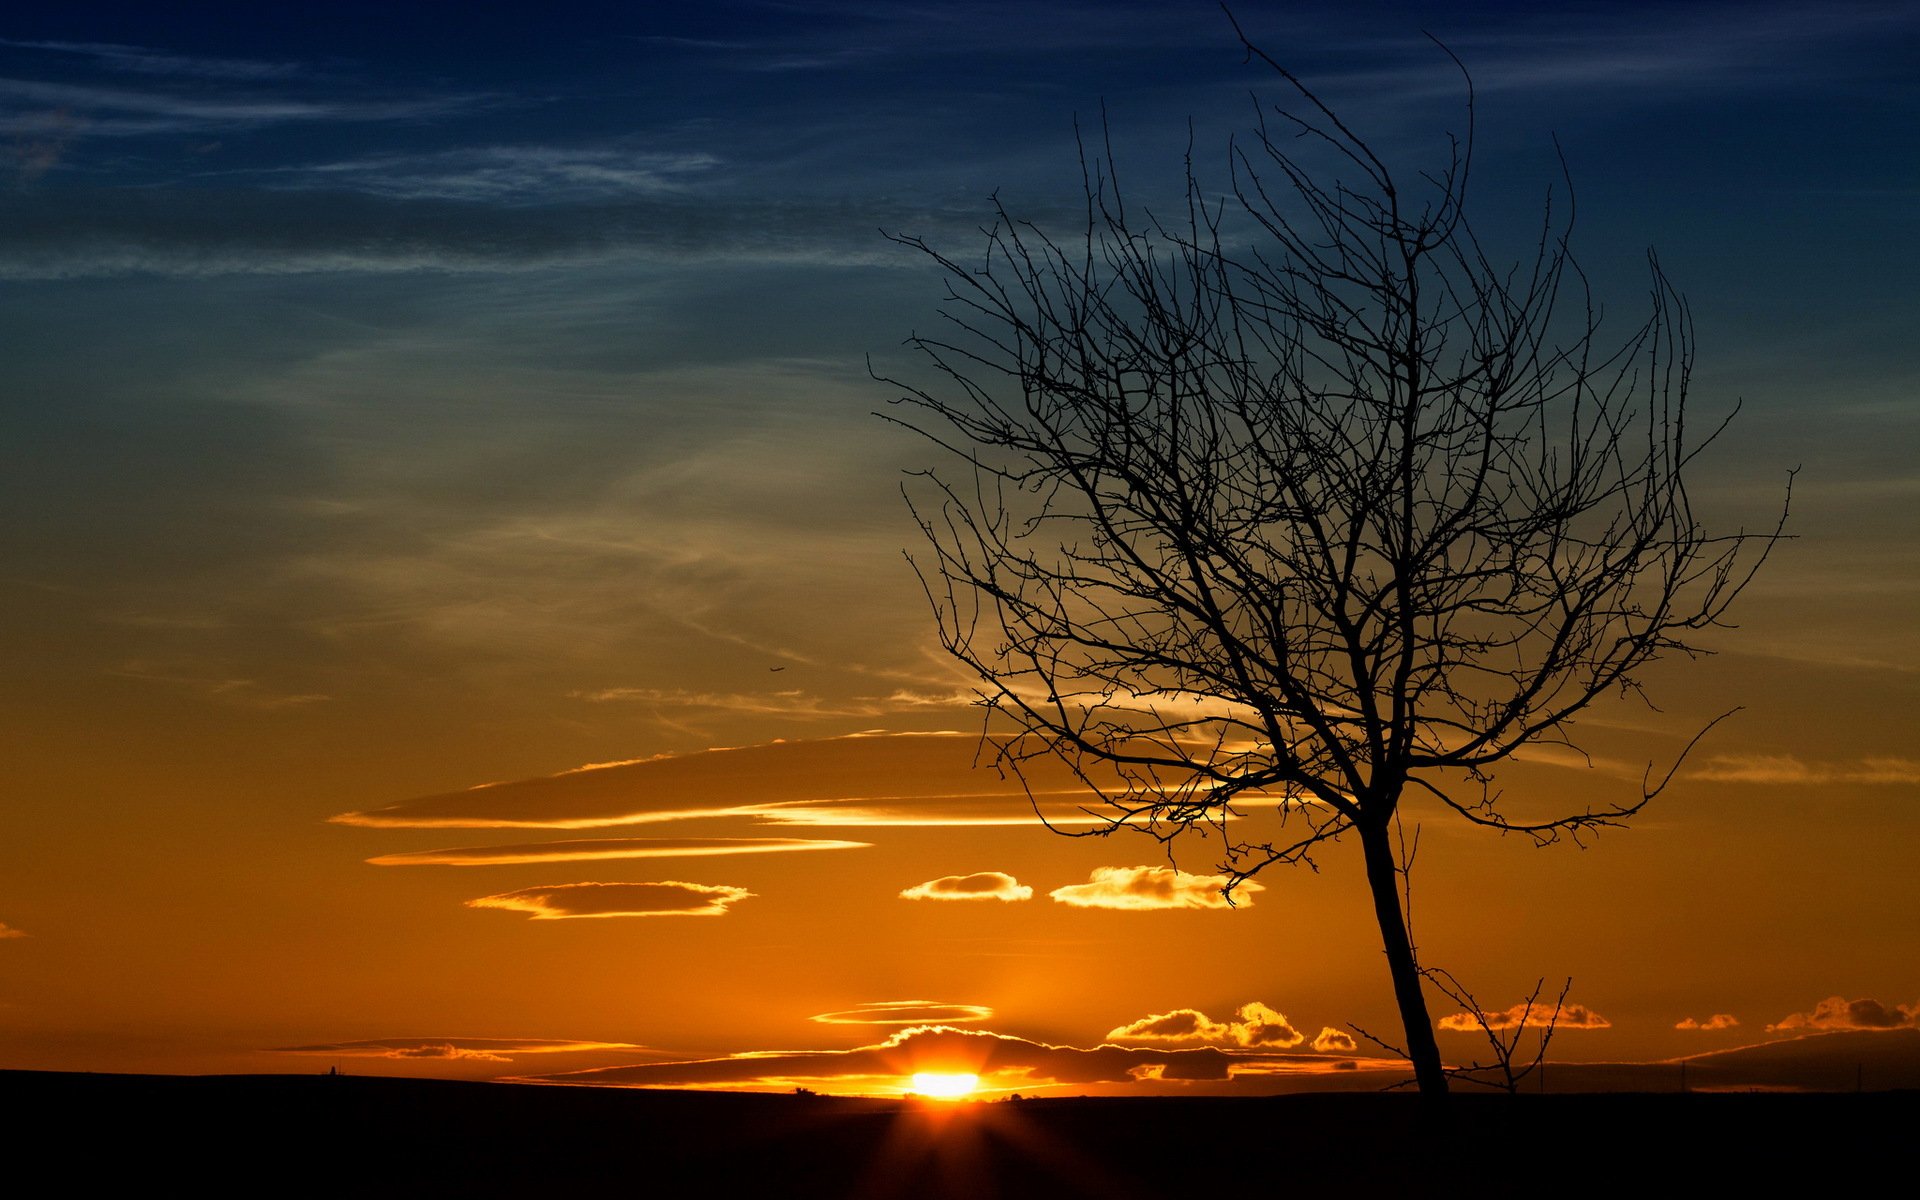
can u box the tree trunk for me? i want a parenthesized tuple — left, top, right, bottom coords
(1359, 820, 1448, 1099)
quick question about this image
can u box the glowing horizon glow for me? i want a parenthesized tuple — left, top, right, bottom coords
(909, 1072, 980, 1099)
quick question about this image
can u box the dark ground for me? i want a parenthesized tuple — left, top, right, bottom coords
(6, 1070, 1909, 1195)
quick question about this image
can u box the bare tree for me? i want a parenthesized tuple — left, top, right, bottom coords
(878, 26, 1787, 1098)
(1355, 972, 1574, 1095)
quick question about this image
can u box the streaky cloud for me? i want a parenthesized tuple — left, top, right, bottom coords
(466, 881, 751, 920)
(809, 1001, 994, 1026)
(269, 1037, 650, 1063)
(368, 837, 868, 867)
(0, 921, 26, 939)
(0, 38, 305, 81)
(333, 732, 1292, 831)
(1689, 754, 1920, 785)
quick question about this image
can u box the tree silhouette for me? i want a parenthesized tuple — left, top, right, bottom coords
(879, 25, 1787, 1098)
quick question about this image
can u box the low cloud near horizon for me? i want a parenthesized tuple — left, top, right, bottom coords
(522, 1024, 1373, 1093)
(1438, 1001, 1612, 1032)
(1768, 996, 1920, 1033)
(899, 871, 1033, 902)
(1049, 866, 1259, 911)
(466, 881, 752, 920)
(0, 921, 25, 939)
(1676, 1014, 1741, 1031)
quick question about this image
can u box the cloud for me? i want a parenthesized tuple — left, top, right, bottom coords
(270, 1037, 645, 1063)
(1106, 1009, 1230, 1043)
(899, 872, 1032, 902)
(273, 147, 721, 205)
(368, 837, 868, 867)
(1106, 1002, 1302, 1048)
(1049, 866, 1260, 911)
(1439, 1002, 1611, 1032)
(1687, 754, 1920, 785)
(0, 38, 306, 82)
(1312, 1028, 1357, 1053)
(465, 881, 751, 920)
(1768, 996, 1920, 1033)
(332, 732, 1285, 831)
(522, 1024, 1367, 1094)
(0, 921, 26, 939)
(809, 1002, 994, 1026)
(1676, 1014, 1741, 1031)
(0, 188, 971, 280)
(0, 77, 477, 131)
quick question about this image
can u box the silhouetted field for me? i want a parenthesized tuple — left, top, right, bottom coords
(7, 1070, 1909, 1196)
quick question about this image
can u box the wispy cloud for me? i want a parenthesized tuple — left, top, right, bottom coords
(0, 921, 26, 939)
(269, 1037, 648, 1063)
(0, 77, 478, 130)
(368, 837, 867, 867)
(466, 881, 752, 920)
(1687, 755, 1920, 785)
(808, 1002, 993, 1027)
(271, 147, 721, 205)
(1, 38, 306, 82)
(1049, 866, 1260, 912)
(333, 732, 1281, 831)
(111, 658, 328, 710)
(1106, 1002, 1303, 1048)
(0, 188, 974, 279)
(899, 872, 1032, 902)
(1676, 1013, 1741, 1032)
(1768, 996, 1920, 1033)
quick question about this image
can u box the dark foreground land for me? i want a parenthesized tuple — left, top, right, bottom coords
(7, 1070, 1911, 1196)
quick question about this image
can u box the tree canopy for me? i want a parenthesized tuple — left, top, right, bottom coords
(880, 27, 1787, 1097)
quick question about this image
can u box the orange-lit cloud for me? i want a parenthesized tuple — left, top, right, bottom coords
(466, 881, 751, 920)
(270, 1037, 647, 1062)
(0, 922, 26, 939)
(330, 732, 1291, 830)
(1438, 1002, 1611, 1031)
(1106, 1008, 1229, 1042)
(368, 837, 868, 866)
(809, 1001, 994, 1026)
(1312, 1028, 1357, 1053)
(898, 871, 1032, 902)
(1049, 866, 1260, 911)
(523, 1024, 1365, 1093)
(1676, 1014, 1740, 1031)
(1688, 755, 1920, 785)
(1105, 1002, 1302, 1048)
(1767, 996, 1920, 1033)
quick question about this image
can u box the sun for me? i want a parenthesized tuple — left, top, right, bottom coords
(909, 1072, 979, 1099)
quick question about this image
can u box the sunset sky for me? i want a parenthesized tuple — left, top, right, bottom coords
(2, 0, 1915, 1096)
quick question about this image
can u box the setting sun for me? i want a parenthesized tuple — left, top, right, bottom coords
(909, 1072, 980, 1099)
